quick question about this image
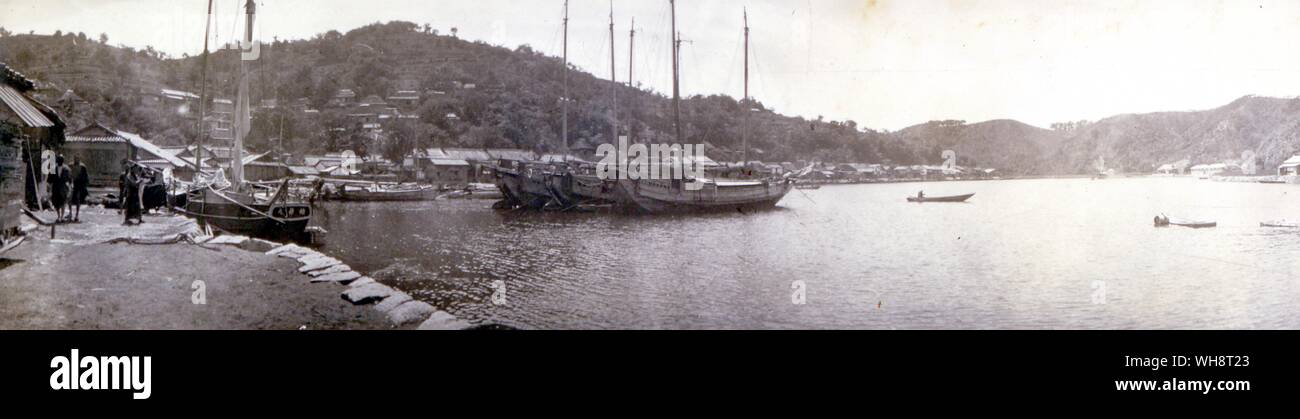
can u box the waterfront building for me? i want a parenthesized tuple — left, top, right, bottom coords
(1279, 155, 1300, 176)
(62, 122, 190, 185)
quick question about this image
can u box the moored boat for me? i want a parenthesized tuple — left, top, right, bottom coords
(1260, 219, 1300, 228)
(907, 193, 974, 203)
(1154, 215, 1216, 228)
(333, 184, 439, 202)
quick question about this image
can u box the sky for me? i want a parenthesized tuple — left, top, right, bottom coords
(5, 0, 1300, 130)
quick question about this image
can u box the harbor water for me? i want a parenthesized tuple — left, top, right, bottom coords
(311, 177, 1300, 329)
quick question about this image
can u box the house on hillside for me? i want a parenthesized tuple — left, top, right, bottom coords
(330, 89, 357, 108)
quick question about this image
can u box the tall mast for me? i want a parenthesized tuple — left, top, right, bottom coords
(232, 0, 256, 187)
(195, 0, 213, 175)
(670, 0, 682, 144)
(609, 1, 617, 141)
(742, 8, 749, 168)
(628, 18, 635, 89)
(561, 0, 569, 155)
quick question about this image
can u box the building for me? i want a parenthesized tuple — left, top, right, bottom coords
(62, 123, 191, 186)
(330, 89, 357, 108)
(424, 158, 471, 184)
(1189, 163, 1233, 178)
(1279, 155, 1300, 176)
(240, 152, 290, 182)
(1, 63, 66, 208)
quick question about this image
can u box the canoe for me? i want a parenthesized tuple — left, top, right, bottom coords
(907, 193, 974, 203)
(1154, 216, 1216, 228)
(1261, 220, 1300, 228)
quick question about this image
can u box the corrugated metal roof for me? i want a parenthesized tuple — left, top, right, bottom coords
(0, 84, 55, 127)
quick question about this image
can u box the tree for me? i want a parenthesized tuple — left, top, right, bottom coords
(99, 33, 108, 44)
(451, 27, 458, 38)
(0, 27, 11, 37)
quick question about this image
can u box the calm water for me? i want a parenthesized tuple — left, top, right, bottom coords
(311, 177, 1300, 329)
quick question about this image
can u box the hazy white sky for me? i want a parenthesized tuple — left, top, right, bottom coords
(4, 0, 1300, 130)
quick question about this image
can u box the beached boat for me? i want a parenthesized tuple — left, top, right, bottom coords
(1154, 215, 1216, 228)
(907, 193, 974, 203)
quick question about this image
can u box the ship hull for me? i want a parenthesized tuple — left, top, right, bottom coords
(180, 189, 312, 240)
(617, 178, 793, 214)
(494, 168, 550, 209)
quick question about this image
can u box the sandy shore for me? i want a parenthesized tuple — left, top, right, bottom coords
(0, 207, 399, 330)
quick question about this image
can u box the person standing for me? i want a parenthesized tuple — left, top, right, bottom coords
(49, 155, 70, 222)
(70, 157, 89, 222)
(123, 165, 141, 225)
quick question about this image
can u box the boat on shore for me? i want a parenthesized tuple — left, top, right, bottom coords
(1154, 215, 1216, 229)
(907, 193, 974, 203)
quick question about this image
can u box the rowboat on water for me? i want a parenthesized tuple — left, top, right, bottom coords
(1261, 220, 1300, 228)
(1154, 215, 1216, 228)
(907, 193, 974, 203)
(794, 184, 821, 190)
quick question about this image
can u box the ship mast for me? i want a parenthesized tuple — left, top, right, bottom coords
(195, 0, 213, 175)
(670, 0, 682, 144)
(628, 18, 635, 89)
(609, 1, 617, 141)
(231, 0, 256, 187)
(741, 8, 749, 169)
(561, 0, 569, 156)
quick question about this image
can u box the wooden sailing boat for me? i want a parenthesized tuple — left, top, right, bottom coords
(617, 2, 793, 213)
(180, 0, 312, 239)
(556, 0, 625, 207)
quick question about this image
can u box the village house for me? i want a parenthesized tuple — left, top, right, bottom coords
(330, 89, 357, 108)
(1279, 155, 1300, 176)
(1, 63, 66, 207)
(61, 123, 192, 186)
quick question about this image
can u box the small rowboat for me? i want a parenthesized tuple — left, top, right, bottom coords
(1154, 215, 1216, 229)
(794, 184, 821, 190)
(907, 193, 974, 203)
(1261, 220, 1300, 228)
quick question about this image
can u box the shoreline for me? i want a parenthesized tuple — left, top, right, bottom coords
(0, 207, 471, 330)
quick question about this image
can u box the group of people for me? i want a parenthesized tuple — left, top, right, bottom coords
(45, 155, 90, 223)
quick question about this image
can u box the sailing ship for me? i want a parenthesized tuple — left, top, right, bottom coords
(616, 1, 793, 213)
(178, 0, 313, 239)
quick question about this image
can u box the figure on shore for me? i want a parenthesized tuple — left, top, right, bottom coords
(123, 165, 144, 225)
(117, 159, 129, 214)
(49, 155, 70, 222)
(70, 157, 89, 222)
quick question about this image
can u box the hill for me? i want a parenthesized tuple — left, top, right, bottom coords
(4, 22, 1300, 175)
